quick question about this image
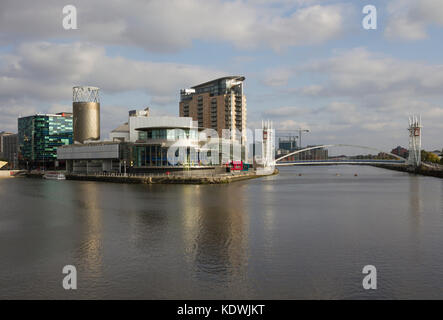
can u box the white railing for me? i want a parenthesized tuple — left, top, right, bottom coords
(69, 170, 253, 179)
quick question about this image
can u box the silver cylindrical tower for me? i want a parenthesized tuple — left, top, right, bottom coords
(73, 86, 100, 143)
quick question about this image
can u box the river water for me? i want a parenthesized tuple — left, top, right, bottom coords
(0, 165, 442, 299)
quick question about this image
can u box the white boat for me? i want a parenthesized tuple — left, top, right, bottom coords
(256, 166, 275, 176)
(43, 172, 66, 180)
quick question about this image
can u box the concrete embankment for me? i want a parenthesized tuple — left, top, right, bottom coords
(66, 169, 279, 184)
(374, 164, 443, 178)
(0, 170, 22, 178)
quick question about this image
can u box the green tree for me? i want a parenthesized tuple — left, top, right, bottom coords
(427, 152, 440, 163)
(421, 150, 429, 162)
(421, 150, 441, 164)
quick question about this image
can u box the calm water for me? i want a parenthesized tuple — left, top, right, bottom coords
(0, 166, 443, 299)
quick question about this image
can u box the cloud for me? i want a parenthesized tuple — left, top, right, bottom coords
(262, 68, 295, 87)
(263, 106, 313, 117)
(0, 41, 224, 132)
(297, 47, 443, 99)
(0, 0, 351, 52)
(0, 42, 224, 101)
(277, 119, 311, 131)
(266, 48, 443, 149)
(385, 0, 443, 40)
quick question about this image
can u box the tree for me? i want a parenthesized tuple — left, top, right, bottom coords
(427, 152, 440, 163)
(421, 150, 441, 164)
(421, 150, 429, 162)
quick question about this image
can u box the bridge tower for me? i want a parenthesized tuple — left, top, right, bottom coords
(262, 120, 275, 166)
(256, 120, 275, 175)
(408, 115, 422, 168)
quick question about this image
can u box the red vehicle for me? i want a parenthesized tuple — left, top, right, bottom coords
(230, 161, 243, 171)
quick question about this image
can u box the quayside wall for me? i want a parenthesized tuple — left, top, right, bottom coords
(374, 164, 443, 179)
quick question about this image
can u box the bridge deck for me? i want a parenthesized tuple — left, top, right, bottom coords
(276, 159, 406, 166)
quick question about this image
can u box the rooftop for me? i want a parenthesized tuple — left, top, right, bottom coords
(111, 123, 129, 133)
(18, 112, 72, 119)
(190, 76, 245, 89)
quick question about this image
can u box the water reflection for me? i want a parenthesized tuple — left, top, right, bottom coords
(71, 182, 103, 276)
(261, 182, 276, 253)
(409, 176, 423, 235)
(181, 185, 249, 282)
(181, 185, 201, 263)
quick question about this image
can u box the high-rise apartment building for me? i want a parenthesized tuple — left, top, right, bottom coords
(1, 134, 18, 168)
(0, 131, 14, 158)
(179, 76, 246, 142)
(18, 113, 73, 168)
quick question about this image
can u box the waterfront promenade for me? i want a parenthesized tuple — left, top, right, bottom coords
(24, 169, 279, 184)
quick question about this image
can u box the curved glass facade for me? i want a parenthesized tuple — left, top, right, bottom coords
(133, 145, 201, 167)
(138, 128, 198, 141)
(133, 128, 200, 167)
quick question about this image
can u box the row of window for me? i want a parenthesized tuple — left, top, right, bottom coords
(138, 129, 198, 141)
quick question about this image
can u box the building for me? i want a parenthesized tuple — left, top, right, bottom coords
(109, 122, 129, 142)
(18, 113, 73, 169)
(57, 142, 130, 174)
(59, 107, 248, 174)
(131, 116, 201, 169)
(276, 136, 298, 158)
(179, 76, 247, 142)
(0, 132, 14, 158)
(59, 109, 203, 173)
(2, 134, 18, 168)
(278, 137, 298, 152)
(278, 144, 328, 162)
(73, 86, 100, 143)
(391, 146, 409, 159)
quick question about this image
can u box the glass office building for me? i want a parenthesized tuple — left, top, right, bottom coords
(133, 127, 200, 168)
(18, 113, 73, 168)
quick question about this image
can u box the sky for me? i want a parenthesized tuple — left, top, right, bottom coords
(0, 0, 442, 151)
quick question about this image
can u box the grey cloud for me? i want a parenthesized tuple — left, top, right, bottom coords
(296, 48, 443, 99)
(0, 41, 224, 132)
(385, 0, 443, 40)
(0, 41, 224, 101)
(264, 48, 443, 149)
(0, 0, 351, 52)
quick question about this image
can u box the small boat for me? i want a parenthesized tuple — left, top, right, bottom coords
(43, 172, 66, 180)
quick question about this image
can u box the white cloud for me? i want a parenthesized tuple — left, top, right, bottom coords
(262, 47, 443, 149)
(0, 42, 224, 101)
(298, 47, 443, 99)
(0, 0, 351, 52)
(0, 41, 224, 132)
(264, 106, 312, 117)
(262, 68, 295, 87)
(385, 0, 443, 40)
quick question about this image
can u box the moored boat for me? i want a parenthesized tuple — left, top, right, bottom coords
(43, 172, 66, 180)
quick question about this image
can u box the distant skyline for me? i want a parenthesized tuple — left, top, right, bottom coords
(1, 0, 442, 150)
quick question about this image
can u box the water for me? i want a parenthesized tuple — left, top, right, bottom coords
(0, 165, 442, 299)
